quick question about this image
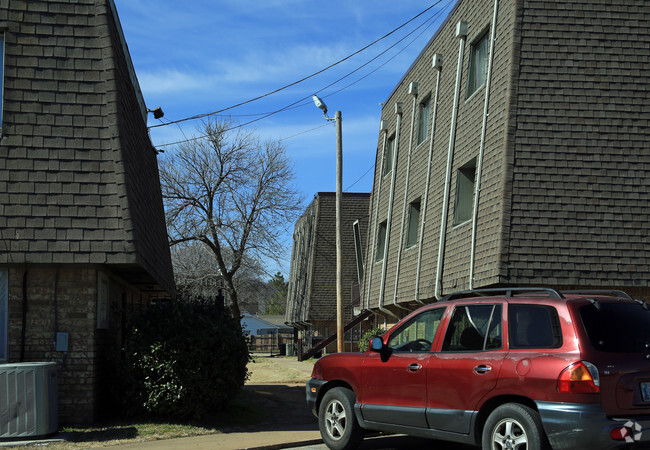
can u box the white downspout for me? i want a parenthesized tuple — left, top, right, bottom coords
(469, 0, 499, 290)
(415, 54, 443, 303)
(435, 21, 468, 300)
(393, 83, 419, 308)
(365, 120, 388, 310)
(378, 102, 403, 317)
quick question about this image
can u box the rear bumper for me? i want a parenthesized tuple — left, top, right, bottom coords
(536, 401, 650, 449)
(306, 378, 327, 417)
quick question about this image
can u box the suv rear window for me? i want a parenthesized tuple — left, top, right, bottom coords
(580, 302, 650, 352)
(509, 304, 562, 349)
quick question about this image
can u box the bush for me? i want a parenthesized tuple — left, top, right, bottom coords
(359, 326, 386, 352)
(120, 300, 250, 420)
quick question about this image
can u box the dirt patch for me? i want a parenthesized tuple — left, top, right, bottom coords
(246, 355, 315, 384)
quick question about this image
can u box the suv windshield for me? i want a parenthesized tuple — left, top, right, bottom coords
(580, 302, 650, 352)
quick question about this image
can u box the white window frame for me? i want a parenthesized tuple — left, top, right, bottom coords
(376, 220, 387, 262)
(352, 220, 364, 284)
(383, 135, 395, 177)
(467, 31, 489, 98)
(406, 198, 421, 248)
(416, 97, 431, 145)
(453, 158, 477, 226)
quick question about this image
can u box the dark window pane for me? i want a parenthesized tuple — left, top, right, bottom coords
(580, 303, 650, 352)
(509, 305, 562, 349)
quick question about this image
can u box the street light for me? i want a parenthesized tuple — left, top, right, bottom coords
(312, 94, 344, 353)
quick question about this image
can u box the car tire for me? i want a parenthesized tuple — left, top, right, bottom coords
(318, 387, 365, 450)
(482, 403, 548, 450)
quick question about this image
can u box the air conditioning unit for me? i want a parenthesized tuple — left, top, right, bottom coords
(0, 362, 58, 438)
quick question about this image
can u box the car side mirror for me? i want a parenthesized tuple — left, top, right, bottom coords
(370, 337, 384, 352)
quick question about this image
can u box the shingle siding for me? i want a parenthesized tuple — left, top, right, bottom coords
(286, 193, 370, 324)
(364, 0, 650, 313)
(0, 0, 174, 425)
(0, 0, 173, 292)
(508, 0, 650, 287)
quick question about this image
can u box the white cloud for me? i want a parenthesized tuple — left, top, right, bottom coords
(138, 69, 210, 95)
(212, 43, 351, 85)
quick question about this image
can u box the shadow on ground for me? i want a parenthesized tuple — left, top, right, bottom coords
(230, 383, 318, 433)
(61, 426, 139, 442)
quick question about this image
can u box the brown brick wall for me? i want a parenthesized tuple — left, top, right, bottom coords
(7, 267, 97, 425)
(6, 267, 149, 425)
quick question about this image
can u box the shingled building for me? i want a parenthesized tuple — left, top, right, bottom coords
(286, 192, 370, 354)
(0, 1, 174, 424)
(364, 0, 650, 316)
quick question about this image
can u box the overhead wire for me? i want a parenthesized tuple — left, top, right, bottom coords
(149, 0, 446, 130)
(155, 0, 453, 149)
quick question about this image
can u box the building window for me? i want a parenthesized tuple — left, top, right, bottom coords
(352, 220, 364, 283)
(467, 31, 489, 98)
(0, 33, 4, 134)
(383, 135, 395, 177)
(406, 198, 421, 248)
(416, 97, 431, 145)
(0, 270, 7, 361)
(453, 158, 476, 226)
(376, 220, 387, 262)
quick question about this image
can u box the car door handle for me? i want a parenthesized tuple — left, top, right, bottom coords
(407, 363, 423, 372)
(474, 364, 492, 374)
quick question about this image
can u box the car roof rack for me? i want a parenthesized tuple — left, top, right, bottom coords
(441, 287, 565, 301)
(560, 289, 632, 300)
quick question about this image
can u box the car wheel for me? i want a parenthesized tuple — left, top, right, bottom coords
(318, 387, 365, 450)
(482, 403, 547, 450)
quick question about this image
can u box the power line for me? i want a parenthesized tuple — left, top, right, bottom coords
(154, 1, 453, 149)
(148, 1, 445, 130)
(345, 163, 375, 192)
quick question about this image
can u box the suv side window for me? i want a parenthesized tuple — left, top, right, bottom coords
(387, 308, 445, 353)
(441, 304, 502, 352)
(509, 304, 562, 349)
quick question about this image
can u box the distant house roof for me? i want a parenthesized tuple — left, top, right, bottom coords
(241, 314, 292, 335)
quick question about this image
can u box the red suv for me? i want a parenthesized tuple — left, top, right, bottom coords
(306, 288, 650, 449)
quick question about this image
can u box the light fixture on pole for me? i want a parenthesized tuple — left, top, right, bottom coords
(147, 106, 164, 119)
(312, 94, 344, 353)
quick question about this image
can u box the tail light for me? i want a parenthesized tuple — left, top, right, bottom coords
(557, 361, 600, 394)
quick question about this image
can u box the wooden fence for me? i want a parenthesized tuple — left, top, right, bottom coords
(248, 333, 294, 354)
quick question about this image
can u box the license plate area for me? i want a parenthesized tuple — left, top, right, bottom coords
(640, 382, 650, 402)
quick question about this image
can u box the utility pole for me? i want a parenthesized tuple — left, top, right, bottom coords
(313, 95, 344, 353)
(334, 110, 344, 353)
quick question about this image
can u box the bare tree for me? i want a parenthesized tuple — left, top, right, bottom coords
(160, 119, 304, 318)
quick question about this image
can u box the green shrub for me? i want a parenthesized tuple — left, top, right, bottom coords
(358, 326, 386, 352)
(121, 300, 250, 420)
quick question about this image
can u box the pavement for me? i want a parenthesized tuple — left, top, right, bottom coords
(113, 427, 322, 450)
(0, 429, 323, 450)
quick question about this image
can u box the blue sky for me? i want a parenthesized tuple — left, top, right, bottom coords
(113, 0, 456, 274)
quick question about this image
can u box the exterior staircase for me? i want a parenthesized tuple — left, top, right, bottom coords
(299, 309, 373, 361)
